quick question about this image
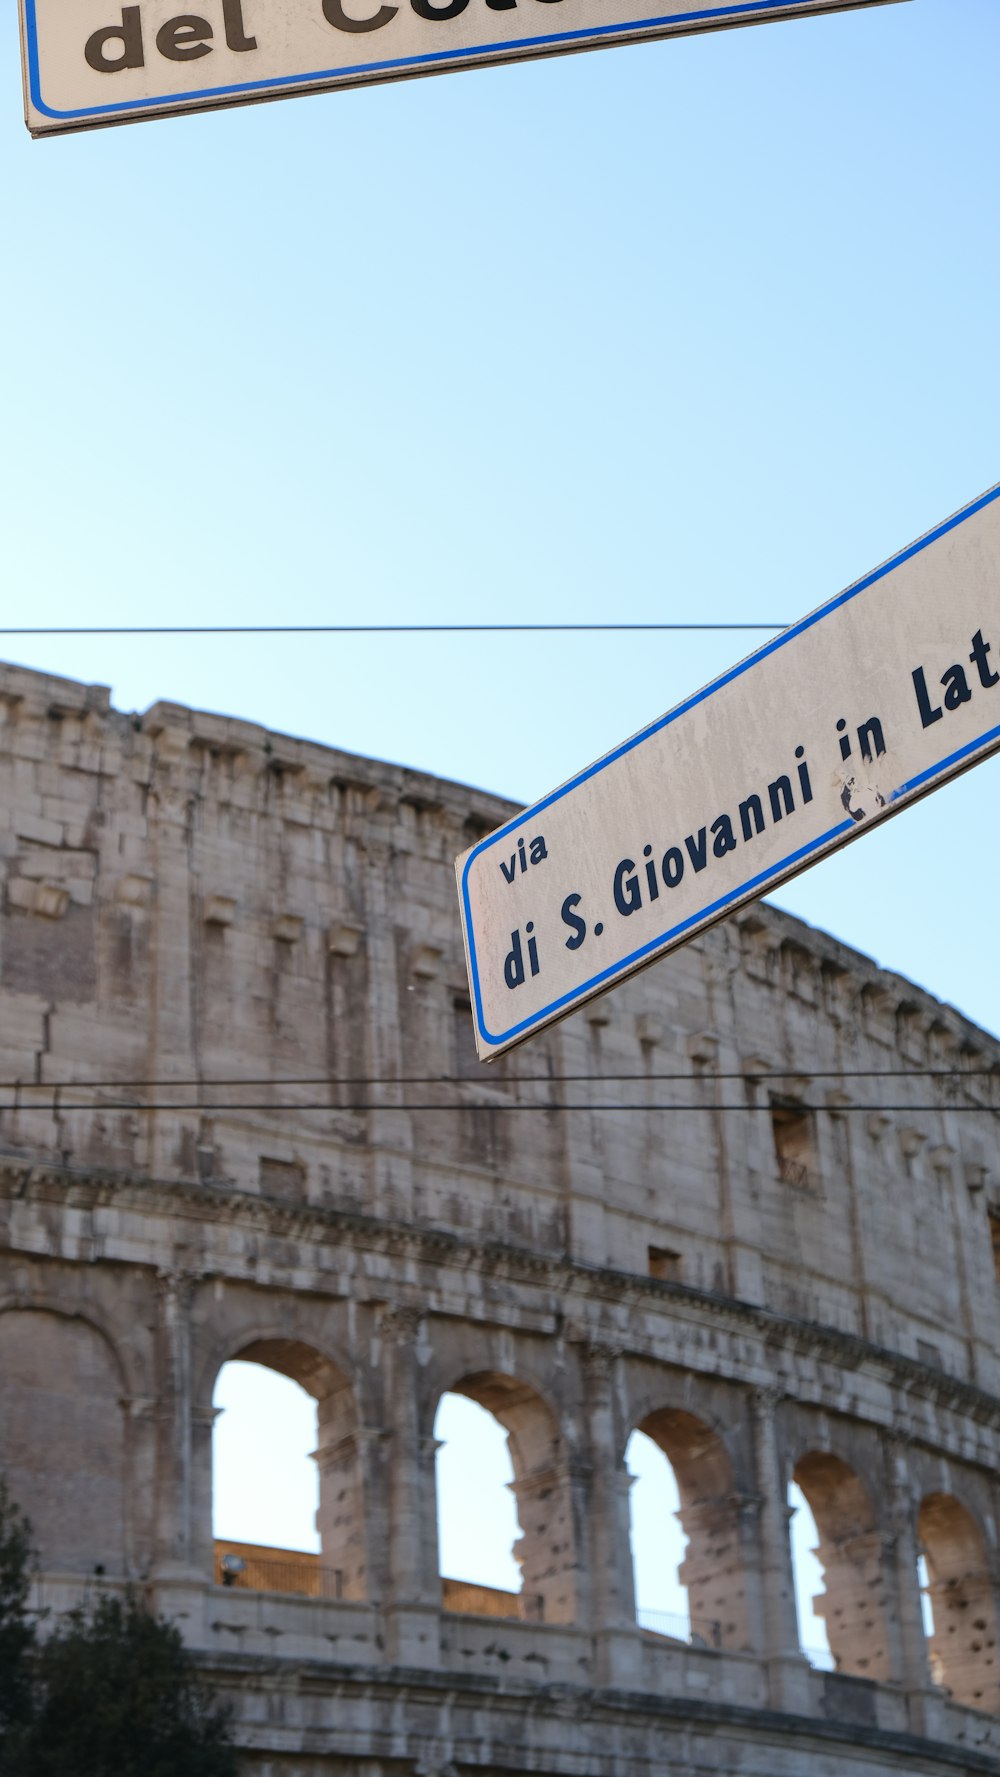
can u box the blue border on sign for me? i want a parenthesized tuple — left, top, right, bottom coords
(31, 0, 854, 123)
(462, 481, 1000, 1048)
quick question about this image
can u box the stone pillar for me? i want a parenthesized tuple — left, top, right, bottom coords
(923, 1567, 1000, 1713)
(826, 1092, 872, 1341)
(508, 1464, 579, 1627)
(380, 1306, 440, 1667)
(313, 1386, 374, 1602)
(146, 770, 198, 1182)
(362, 836, 413, 1221)
(747, 1388, 810, 1712)
(554, 1021, 610, 1267)
(580, 1343, 641, 1684)
(678, 1496, 754, 1652)
(689, 1029, 739, 1297)
(884, 1443, 938, 1736)
(811, 1525, 891, 1680)
(151, 1268, 201, 1581)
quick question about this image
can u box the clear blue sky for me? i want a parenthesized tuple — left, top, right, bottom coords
(3, 0, 997, 1035)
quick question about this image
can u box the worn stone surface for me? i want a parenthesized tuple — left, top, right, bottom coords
(2, 659, 1000, 1773)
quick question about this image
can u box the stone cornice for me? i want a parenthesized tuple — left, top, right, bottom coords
(4, 1154, 1000, 1440)
(197, 1652, 1000, 1774)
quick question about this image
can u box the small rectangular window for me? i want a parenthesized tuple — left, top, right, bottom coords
(989, 1210, 1000, 1284)
(648, 1246, 683, 1282)
(259, 1157, 306, 1201)
(770, 1099, 816, 1189)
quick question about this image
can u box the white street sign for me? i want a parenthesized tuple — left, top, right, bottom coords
(21, 0, 906, 136)
(458, 482, 1000, 1061)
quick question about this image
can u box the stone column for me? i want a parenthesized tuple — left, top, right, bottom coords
(580, 1343, 641, 1684)
(313, 1402, 376, 1602)
(151, 1268, 201, 1581)
(747, 1387, 810, 1712)
(826, 1091, 872, 1341)
(812, 1525, 892, 1681)
(362, 836, 414, 1221)
(146, 768, 199, 1182)
(689, 1029, 739, 1297)
(554, 1020, 610, 1267)
(678, 1495, 756, 1652)
(888, 1442, 944, 1734)
(508, 1463, 580, 1628)
(380, 1306, 441, 1668)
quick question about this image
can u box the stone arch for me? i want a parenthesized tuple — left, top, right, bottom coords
(442, 1371, 577, 1625)
(195, 1317, 358, 1416)
(0, 1285, 142, 1400)
(792, 1450, 889, 1680)
(0, 1306, 128, 1576)
(634, 1406, 749, 1650)
(919, 1491, 999, 1711)
(212, 1334, 367, 1600)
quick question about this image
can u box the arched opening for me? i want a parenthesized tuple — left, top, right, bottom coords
(435, 1372, 575, 1625)
(632, 1407, 748, 1650)
(435, 1392, 522, 1618)
(792, 1452, 888, 1679)
(919, 1492, 999, 1711)
(788, 1481, 833, 1670)
(625, 1429, 689, 1641)
(0, 1309, 128, 1577)
(211, 1337, 365, 1599)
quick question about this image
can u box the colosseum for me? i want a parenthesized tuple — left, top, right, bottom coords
(2, 656, 1000, 1775)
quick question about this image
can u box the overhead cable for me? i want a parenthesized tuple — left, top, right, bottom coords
(0, 622, 787, 636)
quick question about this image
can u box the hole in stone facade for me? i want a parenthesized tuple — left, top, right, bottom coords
(436, 1372, 575, 1624)
(770, 1100, 816, 1189)
(648, 1246, 683, 1283)
(211, 1341, 365, 1600)
(631, 1408, 748, 1651)
(258, 1156, 307, 1201)
(435, 1391, 523, 1618)
(791, 1452, 888, 1680)
(625, 1428, 690, 1641)
(919, 1492, 1000, 1712)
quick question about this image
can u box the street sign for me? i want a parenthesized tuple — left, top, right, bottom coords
(21, 0, 906, 136)
(457, 481, 1000, 1061)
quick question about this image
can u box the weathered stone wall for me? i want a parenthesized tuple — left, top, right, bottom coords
(2, 658, 1000, 1775)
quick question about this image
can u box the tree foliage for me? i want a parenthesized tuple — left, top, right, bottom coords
(0, 1475, 36, 1740)
(0, 1478, 238, 1777)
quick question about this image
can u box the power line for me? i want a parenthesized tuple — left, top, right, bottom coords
(0, 622, 788, 636)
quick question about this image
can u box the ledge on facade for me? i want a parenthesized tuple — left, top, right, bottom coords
(441, 1577, 541, 1622)
(4, 1152, 1000, 1442)
(192, 1647, 1000, 1774)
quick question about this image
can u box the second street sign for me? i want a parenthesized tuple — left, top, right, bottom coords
(22, 0, 906, 135)
(457, 481, 1000, 1061)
